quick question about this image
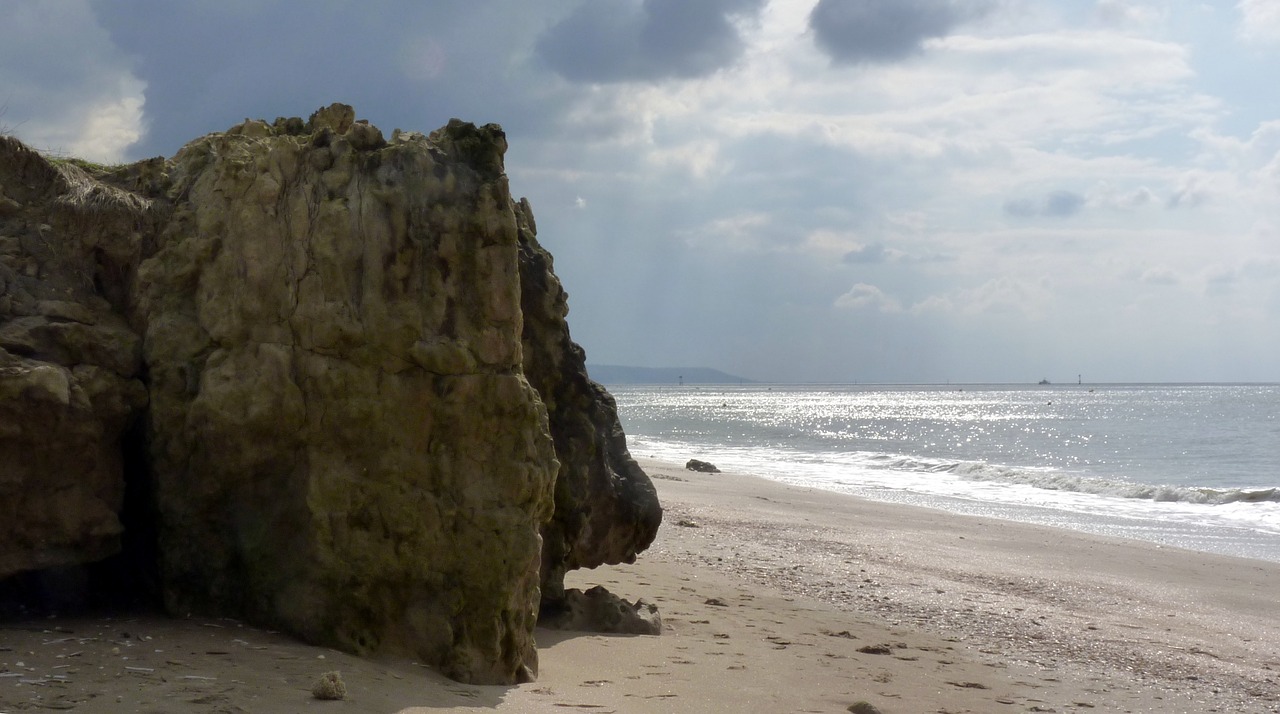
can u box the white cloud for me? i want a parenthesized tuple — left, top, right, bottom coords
(1095, 184, 1157, 210)
(912, 276, 1055, 319)
(62, 90, 146, 164)
(834, 283, 903, 312)
(1238, 0, 1280, 42)
(1166, 171, 1219, 209)
(0, 0, 145, 162)
(647, 137, 727, 180)
(701, 25, 1215, 191)
(803, 229, 865, 256)
(684, 212, 776, 252)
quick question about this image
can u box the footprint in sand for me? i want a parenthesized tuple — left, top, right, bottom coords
(945, 680, 990, 690)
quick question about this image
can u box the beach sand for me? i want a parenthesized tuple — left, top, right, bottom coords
(3, 458, 1278, 713)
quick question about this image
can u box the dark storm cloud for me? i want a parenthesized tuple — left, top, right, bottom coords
(536, 0, 767, 83)
(92, 1, 573, 159)
(1004, 190, 1086, 218)
(808, 0, 984, 64)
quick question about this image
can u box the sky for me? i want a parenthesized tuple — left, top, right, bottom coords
(3, 0, 1279, 383)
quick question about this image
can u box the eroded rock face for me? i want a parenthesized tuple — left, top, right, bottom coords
(134, 113, 556, 683)
(0, 137, 149, 579)
(0, 105, 661, 683)
(515, 201, 662, 605)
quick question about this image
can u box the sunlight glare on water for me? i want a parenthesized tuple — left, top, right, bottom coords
(611, 383, 1280, 562)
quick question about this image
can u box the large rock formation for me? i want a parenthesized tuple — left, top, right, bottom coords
(514, 202, 661, 607)
(0, 104, 661, 684)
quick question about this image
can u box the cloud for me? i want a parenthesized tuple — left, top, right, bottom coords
(1101, 185, 1156, 210)
(93, 1, 580, 158)
(837, 240, 939, 264)
(1238, 0, 1280, 42)
(680, 211, 811, 254)
(536, 0, 766, 83)
(912, 276, 1054, 318)
(1044, 190, 1086, 216)
(807, 0, 986, 64)
(834, 283, 903, 312)
(1139, 266, 1179, 285)
(0, 0, 145, 162)
(1166, 172, 1214, 209)
(1204, 266, 1239, 295)
(842, 242, 890, 264)
(1093, 0, 1165, 27)
(6, 0, 1272, 382)
(1004, 190, 1086, 218)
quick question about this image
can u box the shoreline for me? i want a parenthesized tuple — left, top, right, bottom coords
(4, 458, 1278, 712)
(629, 438, 1280, 566)
(630, 459, 1280, 710)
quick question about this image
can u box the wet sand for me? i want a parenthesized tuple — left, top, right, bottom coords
(3, 458, 1278, 713)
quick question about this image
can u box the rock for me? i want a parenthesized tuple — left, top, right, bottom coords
(540, 585, 662, 635)
(0, 106, 661, 686)
(306, 102, 356, 133)
(346, 120, 386, 151)
(515, 199, 662, 606)
(312, 671, 347, 701)
(685, 459, 720, 473)
(848, 701, 883, 714)
(0, 137, 149, 580)
(0, 351, 145, 577)
(134, 107, 555, 684)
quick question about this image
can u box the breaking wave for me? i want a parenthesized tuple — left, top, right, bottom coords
(866, 454, 1280, 506)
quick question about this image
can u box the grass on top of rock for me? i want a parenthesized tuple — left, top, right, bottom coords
(45, 155, 126, 176)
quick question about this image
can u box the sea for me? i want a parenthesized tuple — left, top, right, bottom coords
(608, 383, 1280, 563)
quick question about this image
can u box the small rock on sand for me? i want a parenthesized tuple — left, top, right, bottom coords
(312, 671, 346, 700)
(685, 459, 720, 473)
(848, 701, 883, 714)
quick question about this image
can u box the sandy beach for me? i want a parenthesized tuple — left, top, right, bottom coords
(3, 458, 1278, 713)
